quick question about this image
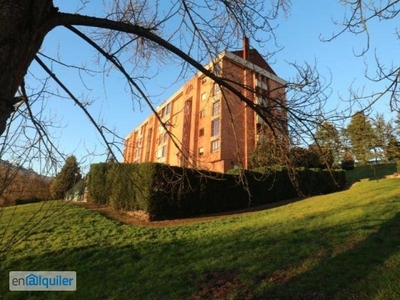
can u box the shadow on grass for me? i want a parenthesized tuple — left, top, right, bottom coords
(1, 244, 143, 300)
(78, 196, 308, 228)
(2, 212, 400, 299)
(262, 212, 400, 299)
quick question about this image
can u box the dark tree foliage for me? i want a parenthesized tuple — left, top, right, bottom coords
(249, 139, 286, 168)
(314, 122, 341, 164)
(386, 136, 400, 162)
(308, 145, 334, 169)
(289, 146, 334, 169)
(50, 155, 81, 199)
(290, 147, 309, 168)
(341, 152, 355, 171)
(346, 112, 375, 165)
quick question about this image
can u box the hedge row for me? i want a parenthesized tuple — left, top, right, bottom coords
(87, 163, 346, 221)
(228, 166, 346, 199)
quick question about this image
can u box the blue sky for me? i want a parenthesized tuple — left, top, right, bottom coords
(11, 1, 399, 174)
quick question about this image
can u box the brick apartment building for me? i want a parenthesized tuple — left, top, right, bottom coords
(123, 38, 287, 173)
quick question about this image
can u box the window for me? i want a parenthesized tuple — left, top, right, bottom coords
(135, 147, 142, 159)
(211, 140, 220, 153)
(165, 103, 171, 115)
(199, 147, 204, 156)
(213, 62, 221, 76)
(213, 84, 221, 95)
(147, 128, 153, 139)
(137, 138, 142, 147)
(146, 128, 152, 143)
(199, 128, 204, 137)
(257, 96, 268, 107)
(201, 92, 207, 101)
(156, 148, 162, 159)
(211, 118, 220, 137)
(161, 145, 167, 157)
(163, 132, 168, 143)
(156, 146, 167, 159)
(199, 109, 205, 118)
(186, 84, 193, 94)
(212, 101, 220, 116)
(159, 108, 165, 118)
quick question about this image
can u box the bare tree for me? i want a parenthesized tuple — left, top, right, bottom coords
(0, 1, 328, 178)
(323, 0, 400, 113)
(0, 0, 322, 252)
(0, 0, 398, 252)
(0, 1, 398, 163)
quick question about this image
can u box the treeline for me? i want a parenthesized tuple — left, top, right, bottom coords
(251, 112, 400, 170)
(0, 162, 53, 206)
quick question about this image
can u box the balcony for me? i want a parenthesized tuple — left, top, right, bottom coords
(256, 78, 268, 90)
(257, 115, 266, 125)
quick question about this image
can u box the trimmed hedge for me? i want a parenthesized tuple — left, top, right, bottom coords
(87, 163, 346, 221)
(228, 167, 346, 200)
(87, 163, 112, 205)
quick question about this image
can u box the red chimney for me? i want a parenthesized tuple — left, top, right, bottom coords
(243, 36, 249, 61)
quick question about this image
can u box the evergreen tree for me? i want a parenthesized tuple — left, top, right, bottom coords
(371, 113, 393, 162)
(386, 135, 400, 162)
(314, 122, 341, 163)
(346, 112, 375, 165)
(50, 156, 81, 199)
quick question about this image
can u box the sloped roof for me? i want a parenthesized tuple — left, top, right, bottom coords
(230, 49, 277, 75)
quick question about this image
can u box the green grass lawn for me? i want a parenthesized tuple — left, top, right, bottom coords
(1, 179, 400, 299)
(345, 163, 397, 182)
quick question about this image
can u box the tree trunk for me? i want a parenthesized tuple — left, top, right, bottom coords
(0, 0, 57, 136)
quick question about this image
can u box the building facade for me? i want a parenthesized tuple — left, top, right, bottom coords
(123, 39, 287, 173)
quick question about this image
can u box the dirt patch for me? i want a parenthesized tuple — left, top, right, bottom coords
(73, 202, 153, 226)
(74, 197, 305, 228)
(191, 270, 254, 300)
(256, 270, 295, 285)
(385, 173, 400, 179)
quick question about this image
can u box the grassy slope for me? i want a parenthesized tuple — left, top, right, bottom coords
(346, 163, 397, 182)
(0, 179, 400, 299)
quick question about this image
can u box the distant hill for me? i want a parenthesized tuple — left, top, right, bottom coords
(0, 160, 53, 206)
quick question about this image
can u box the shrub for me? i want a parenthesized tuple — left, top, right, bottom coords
(341, 152, 355, 171)
(290, 147, 309, 168)
(14, 197, 42, 205)
(50, 155, 81, 199)
(249, 139, 286, 168)
(308, 146, 334, 169)
(87, 162, 346, 220)
(341, 160, 355, 171)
